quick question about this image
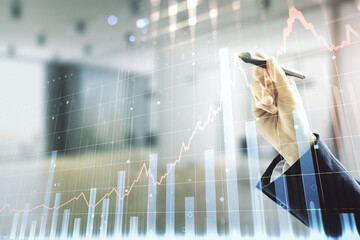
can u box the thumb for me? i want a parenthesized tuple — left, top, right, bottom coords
(255, 51, 269, 59)
(267, 57, 292, 94)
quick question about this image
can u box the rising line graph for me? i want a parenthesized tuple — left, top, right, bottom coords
(1, 6, 360, 215)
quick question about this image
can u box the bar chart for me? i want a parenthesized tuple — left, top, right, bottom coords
(1, 45, 359, 239)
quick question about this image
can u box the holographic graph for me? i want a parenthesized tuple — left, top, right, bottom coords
(278, 7, 360, 57)
(1, 1, 360, 239)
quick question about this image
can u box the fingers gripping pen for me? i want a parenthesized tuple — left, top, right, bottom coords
(238, 52, 306, 79)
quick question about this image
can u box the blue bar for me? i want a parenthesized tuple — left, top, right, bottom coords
(114, 171, 126, 236)
(340, 213, 356, 234)
(100, 198, 110, 237)
(147, 153, 157, 235)
(274, 175, 292, 234)
(245, 121, 265, 233)
(129, 216, 138, 236)
(185, 196, 195, 236)
(73, 218, 81, 238)
(86, 188, 97, 237)
(29, 220, 37, 240)
(60, 209, 70, 238)
(39, 150, 57, 238)
(219, 48, 241, 234)
(204, 150, 217, 235)
(50, 193, 61, 239)
(19, 203, 30, 239)
(10, 212, 19, 239)
(293, 110, 322, 231)
(166, 163, 175, 235)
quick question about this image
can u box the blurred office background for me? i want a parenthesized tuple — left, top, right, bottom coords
(1, 0, 360, 238)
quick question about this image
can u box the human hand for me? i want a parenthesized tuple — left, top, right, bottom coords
(250, 51, 316, 166)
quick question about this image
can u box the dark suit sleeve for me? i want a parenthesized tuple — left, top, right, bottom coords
(256, 134, 360, 236)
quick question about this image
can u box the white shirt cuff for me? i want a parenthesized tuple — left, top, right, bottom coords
(270, 159, 290, 182)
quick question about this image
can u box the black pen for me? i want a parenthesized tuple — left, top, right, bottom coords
(238, 52, 306, 79)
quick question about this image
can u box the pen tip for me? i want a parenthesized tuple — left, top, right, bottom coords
(238, 52, 251, 61)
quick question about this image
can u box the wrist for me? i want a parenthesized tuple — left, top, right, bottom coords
(281, 132, 317, 166)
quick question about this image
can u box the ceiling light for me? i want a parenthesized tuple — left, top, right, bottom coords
(168, 4, 178, 16)
(209, 9, 218, 18)
(188, 16, 197, 26)
(187, 0, 197, 9)
(169, 24, 177, 32)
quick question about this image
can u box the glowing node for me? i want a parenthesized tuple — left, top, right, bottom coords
(128, 35, 136, 43)
(107, 15, 118, 26)
(136, 18, 149, 29)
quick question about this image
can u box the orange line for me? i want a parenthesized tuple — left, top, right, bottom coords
(0, 85, 224, 215)
(2, 6, 360, 215)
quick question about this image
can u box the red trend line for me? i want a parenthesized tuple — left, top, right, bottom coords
(0, 93, 224, 214)
(277, 7, 360, 58)
(2, 6, 360, 215)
